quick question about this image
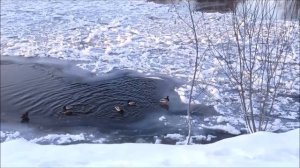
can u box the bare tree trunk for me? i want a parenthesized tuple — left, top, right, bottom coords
(172, 0, 204, 144)
(185, 0, 199, 145)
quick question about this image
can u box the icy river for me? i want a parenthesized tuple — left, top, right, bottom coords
(1, 0, 299, 144)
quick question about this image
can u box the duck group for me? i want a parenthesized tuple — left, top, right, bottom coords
(60, 96, 169, 115)
(113, 96, 169, 114)
(19, 95, 170, 122)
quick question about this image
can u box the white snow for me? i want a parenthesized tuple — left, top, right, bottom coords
(159, 115, 166, 121)
(201, 123, 241, 135)
(216, 116, 226, 123)
(206, 135, 217, 141)
(1, 131, 107, 145)
(204, 118, 210, 122)
(1, 129, 299, 167)
(30, 133, 86, 145)
(164, 133, 185, 141)
(0, 131, 21, 142)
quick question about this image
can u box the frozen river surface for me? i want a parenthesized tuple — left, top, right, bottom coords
(1, 0, 299, 144)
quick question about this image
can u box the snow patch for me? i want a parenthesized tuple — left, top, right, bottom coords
(201, 123, 241, 135)
(164, 133, 185, 141)
(0, 131, 21, 142)
(30, 133, 86, 144)
(206, 135, 217, 141)
(159, 116, 166, 121)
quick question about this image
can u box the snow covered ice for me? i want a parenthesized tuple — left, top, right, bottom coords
(1, 0, 299, 125)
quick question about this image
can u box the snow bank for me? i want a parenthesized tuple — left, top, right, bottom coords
(1, 129, 299, 167)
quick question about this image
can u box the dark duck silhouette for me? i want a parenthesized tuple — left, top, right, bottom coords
(62, 105, 73, 116)
(21, 112, 30, 123)
(127, 100, 136, 106)
(159, 96, 169, 105)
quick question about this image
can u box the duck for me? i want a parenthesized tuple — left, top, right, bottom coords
(21, 112, 30, 123)
(63, 105, 73, 111)
(127, 100, 136, 106)
(63, 105, 73, 116)
(160, 96, 169, 105)
(114, 106, 124, 113)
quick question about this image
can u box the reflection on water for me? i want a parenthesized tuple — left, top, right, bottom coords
(193, 0, 237, 13)
(147, 0, 236, 12)
(148, 0, 299, 20)
(147, 0, 181, 4)
(235, 0, 299, 20)
(275, 0, 299, 20)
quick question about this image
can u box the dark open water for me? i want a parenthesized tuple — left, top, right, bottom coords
(1, 57, 234, 144)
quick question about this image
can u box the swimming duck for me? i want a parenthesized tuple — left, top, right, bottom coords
(160, 96, 169, 105)
(114, 106, 124, 113)
(63, 105, 73, 116)
(127, 100, 136, 106)
(21, 112, 30, 123)
(63, 105, 73, 111)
